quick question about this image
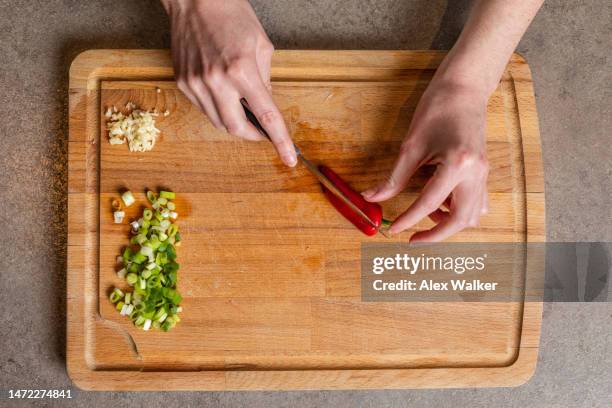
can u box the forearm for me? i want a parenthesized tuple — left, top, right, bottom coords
(161, 0, 246, 15)
(160, 0, 175, 14)
(434, 0, 544, 97)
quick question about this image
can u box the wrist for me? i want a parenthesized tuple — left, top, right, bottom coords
(432, 46, 501, 101)
(160, 0, 207, 15)
(426, 73, 490, 108)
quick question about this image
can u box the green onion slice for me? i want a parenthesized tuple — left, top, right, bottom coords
(121, 191, 136, 207)
(159, 191, 175, 200)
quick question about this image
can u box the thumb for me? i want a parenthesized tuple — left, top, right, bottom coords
(362, 143, 422, 202)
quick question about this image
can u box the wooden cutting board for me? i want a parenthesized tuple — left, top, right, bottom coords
(67, 50, 544, 390)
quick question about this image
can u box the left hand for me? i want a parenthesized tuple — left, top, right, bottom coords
(362, 80, 490, 242)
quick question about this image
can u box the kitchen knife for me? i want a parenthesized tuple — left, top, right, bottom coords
(240, 98, 389, 237)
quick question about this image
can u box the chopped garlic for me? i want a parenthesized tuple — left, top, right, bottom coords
(163, 110, 170, 117)
(106, 104, 161, 152)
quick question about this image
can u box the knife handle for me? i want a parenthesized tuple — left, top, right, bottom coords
(240, 98, 301, 156)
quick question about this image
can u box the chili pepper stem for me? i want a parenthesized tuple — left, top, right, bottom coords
(381, 218, 392, 228)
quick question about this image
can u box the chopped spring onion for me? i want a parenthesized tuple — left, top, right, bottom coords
(113, 211, 125, 224)
(140, 245, 153, 257)
(159, 190, 175, 200)
(146, 190, 157, 203)
(167, 224, 178, 237)
(131, 252, 147, 264)
(110, 189, 183, 331)
(126, 273, 138, 285)
(109, 288, 124, 303)
(143, 208, 153, 221)
(143, 319, 152, 331)
(122, 191, 136, 207)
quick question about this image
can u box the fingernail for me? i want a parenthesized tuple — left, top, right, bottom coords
(361, 188, 377, 199)
(388, 223, 401, 234)
(283, 153, 297, 167)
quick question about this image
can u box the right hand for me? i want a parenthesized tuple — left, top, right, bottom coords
(162, 0, 297, 166)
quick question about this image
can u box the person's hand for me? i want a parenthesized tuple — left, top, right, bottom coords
(162, 0, 297, 166)
(362, 81, 489, 242)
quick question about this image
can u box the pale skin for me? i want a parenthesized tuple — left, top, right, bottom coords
(161, 0, 544, 242)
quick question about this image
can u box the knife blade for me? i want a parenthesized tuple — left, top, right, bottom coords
(240, 98, 389, 237)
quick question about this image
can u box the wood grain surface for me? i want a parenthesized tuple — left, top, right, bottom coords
(67, 50, 544, 390)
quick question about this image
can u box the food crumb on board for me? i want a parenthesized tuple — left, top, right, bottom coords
(156, 87, 161, 93)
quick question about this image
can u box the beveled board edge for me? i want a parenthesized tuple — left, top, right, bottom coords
(67, 50, 544, 390)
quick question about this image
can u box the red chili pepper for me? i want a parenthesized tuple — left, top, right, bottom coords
(318, 165, 387, 236)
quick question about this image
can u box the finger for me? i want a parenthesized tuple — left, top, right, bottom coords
(208, 85, 265, 142)
(410, 184, 477, 243)
(176, 51, 224, 129)
(175, 55, 203, 113)
(239, 70, 297, 167)
(428, 208, 450, 224)
(441, 196, 452, 211)
(472, 182, 485, 225)
(256, 44, 273, 91)
(481, 187, 489, 215)
(187, 78, 224, 129)
(178, 82, 204, 113)
(409, 214, 466, 243)
(463, 175, 485, 227)
(362, 140, 423, 202)
(185, 52, 224, 128)
(388, 165, 458, 234)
